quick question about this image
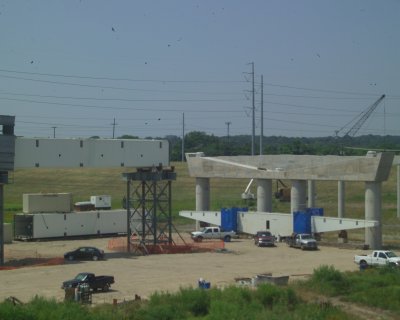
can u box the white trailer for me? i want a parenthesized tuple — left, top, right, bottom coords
(13, 209, 148, 240)
(179, 210, 378, 239)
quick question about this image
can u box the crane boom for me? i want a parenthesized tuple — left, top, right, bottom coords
(341, 94, 385, 137)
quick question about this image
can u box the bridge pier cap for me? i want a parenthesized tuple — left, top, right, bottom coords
(185, 152, 394, 183)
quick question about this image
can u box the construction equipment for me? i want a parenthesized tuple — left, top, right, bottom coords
(242, 178, 290, 202)
(274, 180, 290, 202)
(241, 179, 255, 200)
(336, 94, 385, 138)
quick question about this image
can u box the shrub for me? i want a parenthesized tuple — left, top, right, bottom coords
(308, 265, 350, 295)
(178, 287, 210, 316)
(0, 296, 95, 320)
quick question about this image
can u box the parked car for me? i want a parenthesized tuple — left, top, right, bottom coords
(64, 247, 105, 261)
(354, 250, 400, 268)
(191, 226, 237, 242)
(286, 233, 318, 250)
(254, 231, 275, 247)
(61, 272, 114, 291)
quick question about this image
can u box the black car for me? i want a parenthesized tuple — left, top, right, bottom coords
(64, 247, 105, 261)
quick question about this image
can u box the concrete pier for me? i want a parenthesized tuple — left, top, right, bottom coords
(291, 180, 307, 213)
(195, 178, 210, 211)
(365, 182, 382, 249)
(307, 180, 316, 208)
(397, 164, 400, 219)
(195, 177, 210, 230)
(338, 181, 345, 218)
(257, 179, 272, 212)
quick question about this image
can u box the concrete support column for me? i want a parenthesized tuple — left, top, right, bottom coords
(257, 179, 272, 212)
(195, 178, 210, 211)
(397, 164, 400, 219)
(195, 178, 210, 230)
(291, 180, 307, 213)
(307, 180, 316, 208)
(365, 182, 382, 249)
(338, 181, 345, 218)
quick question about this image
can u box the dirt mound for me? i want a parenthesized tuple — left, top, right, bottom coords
(0, 257, 65, 270)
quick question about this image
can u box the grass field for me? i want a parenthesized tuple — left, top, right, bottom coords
(3, 161, 400, 245)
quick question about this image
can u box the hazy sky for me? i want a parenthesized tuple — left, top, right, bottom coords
(1, 0, 399, 139)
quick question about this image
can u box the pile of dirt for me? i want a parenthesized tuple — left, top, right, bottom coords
(0, 257, 65, 270)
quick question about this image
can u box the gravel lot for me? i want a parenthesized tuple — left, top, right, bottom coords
(0, 236, 362, 305)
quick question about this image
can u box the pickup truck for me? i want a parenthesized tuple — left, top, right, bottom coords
(286, 233, 318, 250)
(254, 230, 275, 247)
(354, 250, 400, 268)
(191, 226, 237, 242)
(61, 272, 115, 292)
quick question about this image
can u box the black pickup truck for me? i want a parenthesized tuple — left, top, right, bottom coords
(61, 272, 114, 292)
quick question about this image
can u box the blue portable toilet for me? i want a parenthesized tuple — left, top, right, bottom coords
(221, 207, 248, 232)
(307, 207, 324, 217)
(293, 211, 312, 234)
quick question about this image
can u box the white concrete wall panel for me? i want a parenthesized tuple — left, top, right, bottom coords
(14, 138, 169, 168)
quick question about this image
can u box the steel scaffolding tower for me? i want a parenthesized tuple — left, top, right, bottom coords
(123, 166, 177, 253)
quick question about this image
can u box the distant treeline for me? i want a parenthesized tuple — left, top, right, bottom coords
(115, 132, 400, 161)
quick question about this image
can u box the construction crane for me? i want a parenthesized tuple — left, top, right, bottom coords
(336, 94, 385, 138)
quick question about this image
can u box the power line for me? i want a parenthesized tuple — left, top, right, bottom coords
(0, 97, 246, 113)
(0, 74, 249, 95)
(0, 68, 246, 83)
(262, 82, 385, 96)
(3, 69, 398, 98)
(0, 90, 243, 103)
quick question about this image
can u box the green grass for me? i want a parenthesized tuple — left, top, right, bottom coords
(301, 265, 400, 313)
(0, 285, 353, 320)
(3, 268, 400, 319)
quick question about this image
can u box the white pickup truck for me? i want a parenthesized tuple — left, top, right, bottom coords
(354, 250, 400, 267)
(286, 233, 318, 250)
(191, 226, 237, 242)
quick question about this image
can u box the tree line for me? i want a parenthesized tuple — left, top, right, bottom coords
(113, 132, 400, 161)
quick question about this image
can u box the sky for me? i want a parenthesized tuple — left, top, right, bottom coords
(0, 0, 399, 139)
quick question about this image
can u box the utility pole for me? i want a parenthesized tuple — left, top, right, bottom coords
(225, 121, 232, 156)
(251, 62, 255, 156)
(225, 121, 231, 141)
(111, 118, 117, 139)
(181, 113, 185, 162)
(52, 126, 57, 138)
(260, 75, 264, 155)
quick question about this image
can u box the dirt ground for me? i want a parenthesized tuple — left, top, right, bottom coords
(0, 235, 363, 305)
